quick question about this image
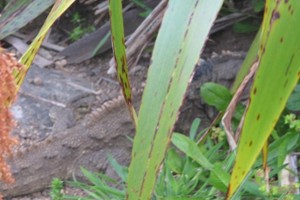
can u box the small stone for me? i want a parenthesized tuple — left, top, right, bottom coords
(55, 59, 67, 68)
(29, 76, 43, 86)
(19, 129, 28, 138)
(142, 51, 151, 59)
(107, 66, 116, 75)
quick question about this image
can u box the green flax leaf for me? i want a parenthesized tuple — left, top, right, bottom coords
(226, 1, 300, 198)
(127, 0, 223, 199)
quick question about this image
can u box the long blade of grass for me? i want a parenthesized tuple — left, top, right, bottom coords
(127, 1, 223, 199)
(109, 0, 137, 126)
(226, 1, 300, 198)
(14, 0, 75, 90)
(172, 133, 213, 170)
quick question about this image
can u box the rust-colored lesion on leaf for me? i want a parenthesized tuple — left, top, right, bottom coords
(256, 114, 260, 121)
(0, 47, 23, 184)
(249, 140, 253, 147)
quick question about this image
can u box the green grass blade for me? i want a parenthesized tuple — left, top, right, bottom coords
(172, 133, 213, 170)
(127, 1, 224, 199)
(226, 1, 300, 198)
(109, 0, 137, 126)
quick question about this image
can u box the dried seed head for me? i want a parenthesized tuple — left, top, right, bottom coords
(0, 47, 24, 183)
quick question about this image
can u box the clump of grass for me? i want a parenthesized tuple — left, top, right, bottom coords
(50, 178, 64, 200)
(69, 12, 95, 41)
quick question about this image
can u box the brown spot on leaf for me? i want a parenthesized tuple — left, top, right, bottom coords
(30, 48, 35, 55)
(124, 80, 128, 88)
(184, 29, 189, 39)
(298, 71, 300, 77)
(271, 11, 280, 24)
(139, 173, 147, 197)
(280, 37, 283, 43)
(187, 13, 194, 26)
(178, 48, 182, 54)
(285, 0, 289, 3)
(260, 44, 264, 51)
(242, 170, 246, 175)
(194, 0, 199, 7)
(284, 79, 288, 88)
(166, 81, 172, 94)
(253, 87, 257, 95)
(260, 45, 266, 55)
(256, 114, 260, 121)
(24, 57, 30, 65)
(285, 54, 294, 75)
(121, 56, 127, 71)
(249, 140, 253, 147)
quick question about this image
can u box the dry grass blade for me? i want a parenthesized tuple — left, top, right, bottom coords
(222, 60, 259, 150)
(94, 0, 109, 15)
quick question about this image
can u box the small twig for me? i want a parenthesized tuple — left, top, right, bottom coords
(18, 90, 66, 108)
(96, 76, 119, 86)
(65, 82, 102, 95)
(132, 41, 149, 67)
(41, 41, 65, 52)
(234, 99, 249, 141)
(94, 0, 109, 15)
